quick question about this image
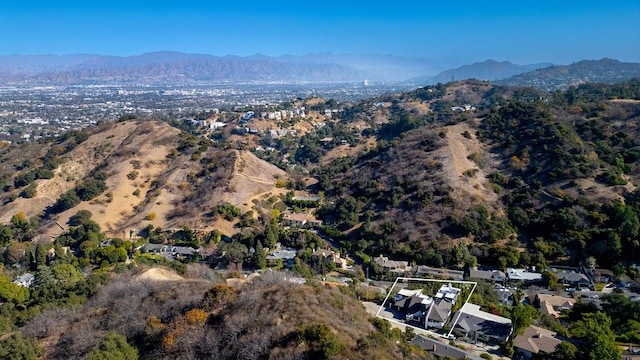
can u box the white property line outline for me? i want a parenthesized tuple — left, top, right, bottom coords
(376, 277, 477, 339)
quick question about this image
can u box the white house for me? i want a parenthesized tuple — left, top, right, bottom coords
(13, 273, 35, 288)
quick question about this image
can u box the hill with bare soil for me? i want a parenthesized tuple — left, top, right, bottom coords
(0, 119, 288, 238)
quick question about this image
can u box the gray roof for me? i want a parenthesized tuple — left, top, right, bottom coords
(411, 335, 483, 360)
(453, 303, 512, 343)
(395, 295, 427, 314)
(266, 249, 297, 261)
(469, 268, 505, 280)
(555, 271, 590, 283)
(513, 325, 562, 355)
(429, 299, 452, 323)
(142, 243, 198, 256)
(13, 273, 35, 287)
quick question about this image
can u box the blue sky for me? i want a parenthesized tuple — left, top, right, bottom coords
(1, 0, 639, 64)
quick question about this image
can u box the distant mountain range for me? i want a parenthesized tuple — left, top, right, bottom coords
(415, 59, 553, 84)
(0, 51, 457, 84)
(0, 52, 371, 84)
(496, 58, 640, 90)
(0, 52, 637, 87)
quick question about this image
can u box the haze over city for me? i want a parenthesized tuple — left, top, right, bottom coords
(1, 0, 639, 65)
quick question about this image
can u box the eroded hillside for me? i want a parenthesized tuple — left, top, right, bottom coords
(0, 119, 289, 238)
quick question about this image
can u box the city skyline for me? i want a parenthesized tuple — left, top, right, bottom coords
(0, 0, 639, 65)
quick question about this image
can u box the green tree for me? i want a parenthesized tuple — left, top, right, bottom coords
(570, 312, 620, 360)
(0, 275, 30, 305)
(0, 333, 42, 360)
(511, 304, 536, 335)
(264, 222, 280, 249)
(87, 332, 139, 360)
(0, 225, 13, 246)
(547, 341, 577, 360)
(19, 182, 37, 198)
(254, 240, 267, 269)
(52, 263, 82, 287)
(220, 241, 248, 268)
(297, 322, 344, 359)
(69, 210, 93, 226)
(52, 190, 81, 213)
(34, 243, 48, 268)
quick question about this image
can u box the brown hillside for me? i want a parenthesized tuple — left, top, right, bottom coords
(0, 120, 290, 239)
(22, 269, 423, 360)
(436, 121, 501, 212)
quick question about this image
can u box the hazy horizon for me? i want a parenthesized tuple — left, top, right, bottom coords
(1, 0, 639, 65)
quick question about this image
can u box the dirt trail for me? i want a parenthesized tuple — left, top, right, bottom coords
(437, 122, 500, 209)
(222, 151, 287, 212)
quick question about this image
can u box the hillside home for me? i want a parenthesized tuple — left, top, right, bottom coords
(591, 268, 615, 283)
(142, 243, 199, 260)
(554, 270, 591, 289)
(241, 111, 255, 121)
(507, 268, 542, 283)
(452, 303, 513, 344)
(208, 121, 226, 130)
(411, 335, 484, 360)
(393, 284, 461, 329)
(394, 289, 433, 321)
(494, 284, 515, 305)
(282, 213, 323, 229)
(536, 294, 576, 318)
(618, 274, 640, 290)
(12, 273, 35, 288)
(311, 248, 348, 270)
(374, 255, 410, 275)
(467, 267, 506, 282)
(266, 249, 297, 268)
(513, 325, 562, 360)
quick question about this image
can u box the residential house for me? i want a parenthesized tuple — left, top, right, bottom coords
(374, 255, 410, 275)
(554, 270, 591, 289)
(311, 248, 348, 270)
(618, 274, 640, 290)
(536, 294, 576, 318)
(591, 268, 615, 284)
(12, 273, 35, 288)
(513, 325, 562, 360)
(266, 249, 297, 268)
(493, 284, 515, 306)
(468, 267, 506, 282)
(283, 213, 323, 229)
(452, 303, 513, 344)
(411, 335, 483, 360)
(428, 284, 461, 329)
(241, 111, 255, 121)
(394, 289, 433, 322)
(507, 268, 542, 283)
(208, 121, 226, 130)
(141, 243, 199, 260)
(393, 284, 460, 330)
